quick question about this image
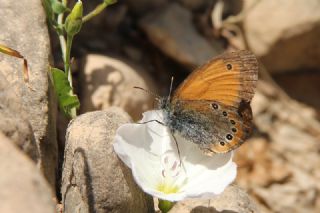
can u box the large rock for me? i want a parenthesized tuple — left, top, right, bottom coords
(243, 0, 320, 72)
(0, 0, 57, 187)
(274, 72, 320, 110)
(126, 0, 168, 14)
(140, 3, 223, 69)
(0, 132, 56, 213)
(235, 80, 320, 212)
(178, 0, 209, 10)
(169, 185, 258, 213)
(80, 54, 156, 121)
(0, 72, 39, 162)
(61, 108, 154, 213)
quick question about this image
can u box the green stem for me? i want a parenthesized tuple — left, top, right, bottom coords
(59, 0, 76, 118)
(65, 34, 77, 118)
(58, 35, 67, 61)
(158, 199, 175, 213)
(65, 34, 73, 85)
(57, 0, 68, 60)
(62, 0, 67, 6)
(82, 0, 116, 23)
(57, 8, 66, 62)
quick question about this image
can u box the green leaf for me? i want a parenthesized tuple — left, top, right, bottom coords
(42, 0, 60, 28)
(50, 0, 70, 14)
(50, 67, 80, 117)
(42, 0, 54, 22)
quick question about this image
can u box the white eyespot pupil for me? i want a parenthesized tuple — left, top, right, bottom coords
(226, 134, 233, 140)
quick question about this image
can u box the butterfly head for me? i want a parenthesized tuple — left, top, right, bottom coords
(158, 96, 172, 112)
(158, 76, 175, 112)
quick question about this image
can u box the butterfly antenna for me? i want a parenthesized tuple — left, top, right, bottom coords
(167, 76, 174, 102)
(133, 86, 160, 100)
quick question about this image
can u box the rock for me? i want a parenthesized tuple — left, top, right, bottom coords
(0, 111, 37, 162)
(170, 185, 259, 213)
(254, 178, 317, 213)
(104, 4, 128, 31)
(274, 72, 320, 110)
(0, 72, 39, 162)
(80, 54, 157, 121)
(0, 132, 56, 213)
(243, 0, 320, 72)
(209, 185, 259, 213)
(235, 138, 291, 189)
(140, 3, 223, 69)
(61, 108, 154, 213)
(123, 45, 144, 62)
(0, 0, 57, 188)
(235, 80, 320, 212)
(126, 0, 168, 14)
(78, 1, 127, 44)
(178, 0, 210, 11)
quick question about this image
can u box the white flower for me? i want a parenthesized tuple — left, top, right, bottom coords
(113, 110, 237, 202)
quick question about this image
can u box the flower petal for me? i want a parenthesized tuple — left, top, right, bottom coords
(113, 110, 237, 201)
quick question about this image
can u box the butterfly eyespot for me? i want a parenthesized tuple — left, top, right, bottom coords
(232, 128, 237, 133)
(220, 141, 225, 146)
(222, 111, 228, 116)
(230, 120, 236, 125)
(211, 103, 219, 109)
(226, 64, 232, 70)
(226, 134, 233, 140)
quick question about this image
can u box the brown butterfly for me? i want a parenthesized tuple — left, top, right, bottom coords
(158, 50, 258, 155)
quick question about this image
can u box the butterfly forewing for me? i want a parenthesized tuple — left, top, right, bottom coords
(172, 50, 258, 106)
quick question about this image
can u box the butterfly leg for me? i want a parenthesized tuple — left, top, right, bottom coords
(171, 132, 187, 173)
(137, 119, 165, 126)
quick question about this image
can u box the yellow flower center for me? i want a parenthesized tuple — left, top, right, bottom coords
(156, 182, 180, 194)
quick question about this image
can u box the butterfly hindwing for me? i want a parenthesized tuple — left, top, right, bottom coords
(170, 100, 252, 154)
(203, 100, 253, 154)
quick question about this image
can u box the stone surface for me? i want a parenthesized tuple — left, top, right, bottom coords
(0, 0, 57, 188)
(178, 0, 210, 10)
(209, 185, 259, 213)
(169, 185, 258, 213)
(140, 3, 223, 69)
(80, 54, 157, 121)
(274, 72, 320, 110)
(243, 0, 320, 72)
(61, 108, 154, 213)
(0, 72, 39, 162)
(126, 0, 168, 14)
(0, 132, 56, 213)
(234, 80, 320, 212)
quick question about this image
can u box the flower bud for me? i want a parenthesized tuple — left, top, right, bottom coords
(65, 0, 83, 36)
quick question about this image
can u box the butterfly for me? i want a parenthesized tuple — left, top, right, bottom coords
(157, 50, 259, 155)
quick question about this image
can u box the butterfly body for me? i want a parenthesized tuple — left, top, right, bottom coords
(159, 50, 258, 155)
(161, 99, 213, 145)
